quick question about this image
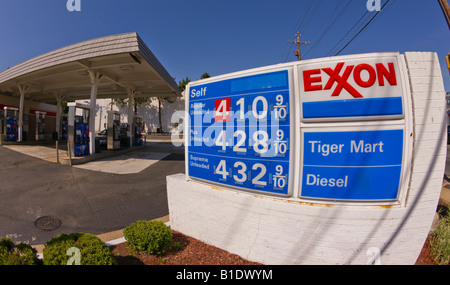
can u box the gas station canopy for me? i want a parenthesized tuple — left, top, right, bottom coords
(0, 32, 180, 148)
(0, 32, 180, 103)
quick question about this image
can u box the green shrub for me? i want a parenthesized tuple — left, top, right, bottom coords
(43, 233, 117, 265)
(429, 209, 450, 265)
(123, 220, 173, 255)
(0, 237, 41, 265)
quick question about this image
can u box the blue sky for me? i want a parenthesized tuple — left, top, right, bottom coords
(0, 0, 449, 91)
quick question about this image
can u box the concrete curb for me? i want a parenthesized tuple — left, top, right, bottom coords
(59, 145, 142, 166)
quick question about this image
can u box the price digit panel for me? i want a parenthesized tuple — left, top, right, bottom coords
(187, 70, 293, 196)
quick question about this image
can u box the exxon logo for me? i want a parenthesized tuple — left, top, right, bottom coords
(302, 62, 398, 98)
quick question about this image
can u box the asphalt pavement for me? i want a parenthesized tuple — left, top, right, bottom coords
(0, 137, 185, 246)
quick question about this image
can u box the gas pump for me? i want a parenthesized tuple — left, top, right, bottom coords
(3, 107, 18, 142)
(35, 111, 46, 141)
(133, 116, 143, 146)
(107, 111, 121, 150)
(67, 102, 90, 157)
(74, 115, 90, 156)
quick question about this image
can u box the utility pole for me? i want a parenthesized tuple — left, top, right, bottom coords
(438, 0, 450, 29)
(288, 32, 310, 61)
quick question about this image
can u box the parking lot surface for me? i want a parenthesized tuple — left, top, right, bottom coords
(0, 139, 184, 246)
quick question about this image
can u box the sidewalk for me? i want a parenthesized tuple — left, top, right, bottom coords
(2, 133, 184, 166)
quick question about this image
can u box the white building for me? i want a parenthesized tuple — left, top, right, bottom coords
(76, 91, 185, 134)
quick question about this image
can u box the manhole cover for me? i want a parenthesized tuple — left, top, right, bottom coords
(34, 216, 62, 231)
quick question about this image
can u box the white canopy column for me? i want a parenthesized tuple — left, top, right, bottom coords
(17, 84, 28, 142)
(88, 70, 102, 154)
(55, 94, 64, 140)
(127, 88, 135, 148)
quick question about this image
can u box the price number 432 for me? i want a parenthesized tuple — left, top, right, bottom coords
(215, 161, 287, 190)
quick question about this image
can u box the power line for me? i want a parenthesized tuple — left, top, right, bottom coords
(303, 0, 353, 59)
(324, 8, 370, 57)
(326, 0, 396, 57)
(334, 0, 392, 56)
(304, 1, 343, 50)
(298, 0, 322, 35)
(292, 0, 314, 36)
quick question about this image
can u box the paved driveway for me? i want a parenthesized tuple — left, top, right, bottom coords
(0, 143, 184, 246)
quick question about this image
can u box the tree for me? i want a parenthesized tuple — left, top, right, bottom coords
(178, 76, 191, 92)
(113, 97, 148, 115)
(200, 72, 211, 79)
(154, 73, 207, 133)
(152, 77, 191, 133)
(155, 96, 173, 133)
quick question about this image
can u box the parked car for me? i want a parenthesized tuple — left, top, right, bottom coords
(96, 129, 107, 147)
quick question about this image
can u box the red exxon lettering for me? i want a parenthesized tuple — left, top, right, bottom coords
(322, 62, 362, 98)
(303, 62, 398, 98)
(376, 62, 397, 86)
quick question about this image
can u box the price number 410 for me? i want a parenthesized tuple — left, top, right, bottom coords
(215, 94, 288, 122)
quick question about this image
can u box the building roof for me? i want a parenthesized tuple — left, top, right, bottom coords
(0, 32, 180, 103)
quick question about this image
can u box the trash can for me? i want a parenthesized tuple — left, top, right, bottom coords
(95, 138, 101, 153)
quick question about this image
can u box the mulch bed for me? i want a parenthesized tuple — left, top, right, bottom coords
(111, 202, 449, 265)
(110, 230, 439, 265)
(110, 230, 262, 265)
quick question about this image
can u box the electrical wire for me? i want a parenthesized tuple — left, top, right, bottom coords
(325, 0, 397, 57)
(302, 0, 353, 59)
(299, 0, 322, 36)
(333, 0, 392, 56)
(325, 10, 371, 57)
(281, 0, 315, 62)
(294, 0, 314, 36)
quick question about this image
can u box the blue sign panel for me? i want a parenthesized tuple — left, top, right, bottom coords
(187, 70, 292, 195)
(300, 129, 404, 201)
(302, 97, 403, 119)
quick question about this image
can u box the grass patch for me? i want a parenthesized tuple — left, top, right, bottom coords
(429, 205, 450, 265)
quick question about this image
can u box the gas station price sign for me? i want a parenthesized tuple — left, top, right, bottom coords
(186, 70, 293, 196)
(186, 52, 410, 204)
